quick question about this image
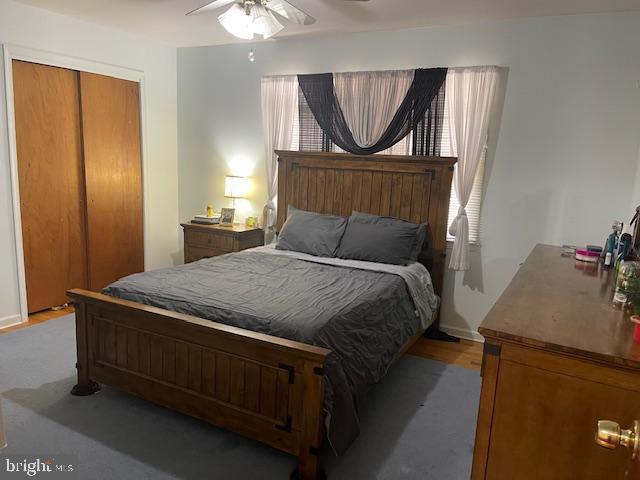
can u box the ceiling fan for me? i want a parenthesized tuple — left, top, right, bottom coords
(187, 0, 368, 40)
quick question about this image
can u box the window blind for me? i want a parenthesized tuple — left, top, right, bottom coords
(291, 76, 484, 244)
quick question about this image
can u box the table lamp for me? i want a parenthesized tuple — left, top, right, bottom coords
(224, 175, 249, 210)
(0, 399, 7, 449)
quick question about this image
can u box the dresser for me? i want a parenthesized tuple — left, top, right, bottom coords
(181, 223, 264, 263)
(473, 244, 640, 479)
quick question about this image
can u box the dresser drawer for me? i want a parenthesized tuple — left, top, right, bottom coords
(185, 229, 233, 250)
(184, 246, 229, 263)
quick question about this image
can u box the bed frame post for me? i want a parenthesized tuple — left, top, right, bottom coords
(71, 302, 100, 396)
(294, 362, 326, 480)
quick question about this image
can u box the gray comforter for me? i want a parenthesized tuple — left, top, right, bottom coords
(103, 250, 436, 454)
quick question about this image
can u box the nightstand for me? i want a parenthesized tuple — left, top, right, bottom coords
(181, 222, 264, 263)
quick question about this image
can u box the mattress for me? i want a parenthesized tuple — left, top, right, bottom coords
(103, 247, 438, 454)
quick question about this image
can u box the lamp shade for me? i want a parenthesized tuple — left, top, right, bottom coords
(251, 4, 283, 39)
(0, 399, 7, 449)
(224, 176, 249, 199)
(218, 4, 254, 40)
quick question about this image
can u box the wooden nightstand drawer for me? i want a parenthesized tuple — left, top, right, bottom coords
(184, 229, 233, 250)
(185, 245, 228, 263)
(181, 222, 264, 264)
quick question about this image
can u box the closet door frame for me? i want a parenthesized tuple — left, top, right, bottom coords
(2, 44, 151, 324)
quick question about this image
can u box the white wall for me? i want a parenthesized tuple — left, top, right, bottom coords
(0, 1, 180, 325)
(177, 12, 640, 340)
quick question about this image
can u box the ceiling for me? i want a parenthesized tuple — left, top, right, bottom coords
(15, 0, 640, 47)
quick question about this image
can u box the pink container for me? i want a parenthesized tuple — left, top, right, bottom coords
(631, 315, 640, 343)
(575, 248, 600, 263)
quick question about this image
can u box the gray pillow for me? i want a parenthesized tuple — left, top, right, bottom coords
(350, 211, 427, 261)
(336, 217, 418, 265)
(276, 206, 347, 257)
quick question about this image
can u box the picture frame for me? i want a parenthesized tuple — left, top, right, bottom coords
(220, 208, 235, 226)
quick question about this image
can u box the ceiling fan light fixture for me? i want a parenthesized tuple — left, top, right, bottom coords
(218, 3, 254, 40)
(251, 4, 284, 39)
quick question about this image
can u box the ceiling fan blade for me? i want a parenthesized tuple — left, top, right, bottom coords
(186, 0, 237, 16)
(266, 0, 316, 26)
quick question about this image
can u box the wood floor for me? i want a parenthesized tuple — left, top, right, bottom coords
(408, 337, 483, 371)
(0, 305, 75, 334)
(1, 307, 483, 371)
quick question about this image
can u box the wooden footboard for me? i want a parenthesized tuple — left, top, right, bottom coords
(68, 289, 330, 480)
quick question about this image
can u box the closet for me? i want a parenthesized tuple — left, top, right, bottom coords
(12, 60, 144, 314)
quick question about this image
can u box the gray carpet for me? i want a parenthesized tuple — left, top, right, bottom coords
(0, 315, 480, 479)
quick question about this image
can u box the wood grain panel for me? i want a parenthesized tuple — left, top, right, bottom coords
(116, 325, 127, 367)
(13, 60, 88, 312)
(90, 313, 299, 429)
(215, 353, 231, 402)
(202, 350, 216, 397)
(341, 171, 353, 217)
(188, 346, 203, 392)
(126, 329, 139, 371)
(370, 171, 382, 215)
(79, 71, 143, 291)
(229, 357, 246, 407)
(380, 172, 392, 216)
(139, 332, 151, 376)
(260, 368, 277, 419)
(399, 174, 414, 219)
(162, 339, 176, 383)
(297, 167, 309, 211)
(275, 370, 290, 423)
(324, 169, 335, 214)
(351, 170, 362, 212)
(244, 362, 261, 412)
(389, 173, 402, 217)
(332, 170, 344, 214)
(486, 357, 640, 479)
(103, 321, 117, 365)
(149, 337, 163, 379)
(175, 343, 189, 388)
(360, 171, 373, 213)
(314, 169, 326, 213)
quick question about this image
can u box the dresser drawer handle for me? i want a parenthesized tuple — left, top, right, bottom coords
(596, 420, 639, 459)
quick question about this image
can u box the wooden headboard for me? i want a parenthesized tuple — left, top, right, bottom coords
(275, 150, 456, 296)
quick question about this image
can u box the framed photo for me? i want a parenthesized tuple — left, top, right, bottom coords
(220, 208, 235, 226)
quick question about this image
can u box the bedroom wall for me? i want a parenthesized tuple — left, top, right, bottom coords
(0, 1, 180, 326)
(177, 12, 640, 341)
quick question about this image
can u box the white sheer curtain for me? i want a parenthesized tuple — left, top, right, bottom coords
(447, 66, 498, 270)
(260, 75, 298, 242)
(334, 70, 413, 148)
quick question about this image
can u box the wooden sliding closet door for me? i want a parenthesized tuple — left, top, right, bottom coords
(79, 72, 144, 291)
(13, 61, 88, 313)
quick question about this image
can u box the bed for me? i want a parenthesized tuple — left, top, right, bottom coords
(68, 150, 456, 479)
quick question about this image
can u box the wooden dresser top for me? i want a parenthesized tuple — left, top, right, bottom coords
(479, 244, 640, 370)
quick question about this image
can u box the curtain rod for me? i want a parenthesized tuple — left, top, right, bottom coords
(261, 65, 503, 80)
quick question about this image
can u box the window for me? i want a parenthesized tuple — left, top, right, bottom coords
(440, 106, 485, 245)
(292, 82, 485, 244)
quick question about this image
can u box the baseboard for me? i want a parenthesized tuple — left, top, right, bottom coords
(440, 324, 484, 343)
(0, 314, 23, 330)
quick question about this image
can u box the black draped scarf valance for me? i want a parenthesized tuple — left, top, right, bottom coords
(297, 68, 447, 156)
